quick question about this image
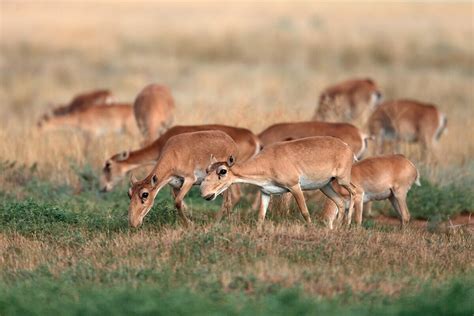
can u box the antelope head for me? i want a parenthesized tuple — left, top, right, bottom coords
(200, 155, 236, 201)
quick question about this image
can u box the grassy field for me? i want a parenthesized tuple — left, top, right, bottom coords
(1, 1, 473, 315)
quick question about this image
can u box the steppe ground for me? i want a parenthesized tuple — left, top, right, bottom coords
(0, 1, 473, 315)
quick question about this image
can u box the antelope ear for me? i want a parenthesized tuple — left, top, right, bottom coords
(151, 174, 158, 187)
(209, 154, 218, 165)
(227, 155, 235, 167)
(118, 151, 129, 161)
(130, 173, 138, 185)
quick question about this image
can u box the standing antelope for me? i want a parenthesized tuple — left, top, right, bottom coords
(37, 103, 136, 136)
(258, 121, 371, 159)
(322, 154, 420, 229)
(200, 137, 356, 225)
(133, 84, 175, 146)
(128, 130, 238, 228)
(368, 99, 447, 154)
(313, 78, 382, 123)
(101, 124, 260, 192)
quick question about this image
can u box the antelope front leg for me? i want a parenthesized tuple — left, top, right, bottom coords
(288, 184, 312, 223)
(215, 188, 233, 222)
(174, 178, 194, 227)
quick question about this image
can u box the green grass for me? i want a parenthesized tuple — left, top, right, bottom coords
(0, 272, 472, 316)
(0, 172, 473, 315)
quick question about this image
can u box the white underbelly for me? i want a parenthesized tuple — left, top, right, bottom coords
(194, 169, 207, 185)
(261, 184, 289, 195)
(169, 176, 184, 189)
(299, 176, 330, 191)
(364, 190, 391, 202)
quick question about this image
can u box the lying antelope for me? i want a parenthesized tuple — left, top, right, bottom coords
(201, 136, 356, 225)
(258, 121, 371, 159)
(101, 124, 260, 192)
(51, 89, 113, 115)
(38, 103, 136, 136)
(128, 130, 238, 228)
(368, 99, 447, 154)
(134, 84, 175, 145)
(322, 154, 419, 229)
(313, 78, 382, 123)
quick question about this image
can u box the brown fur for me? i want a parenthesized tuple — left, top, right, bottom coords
(368, 99, 447, 154)
(133, 84, 175, 146)
(101, 124, 260, 192)
(322, 154, 420, 228)
(201, 136, 357, 225)
(38, 103, 136, 136)
(128, 130, 238, 228)
(51, 89, 113, 115)
(313, 78, 382, 122)
(258, 121, 369, 159)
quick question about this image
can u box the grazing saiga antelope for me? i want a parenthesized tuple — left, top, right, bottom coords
(258, 121, 371, 159)
(128, 130, 238, 228)
(133, 84, 175, 145)
(51, 89, 114, 115)
(368, 99, 447, 154)
(313, 78, 382, 123)
(37, 103, 136, 136)
(322, 154, 420, 229)
(101, 124, 260, 192)
(200, 136, 357, 225)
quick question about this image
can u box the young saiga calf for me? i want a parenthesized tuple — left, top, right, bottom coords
(322, 154, 420, 229)
(128, 130, 238, 228)
(201, 136, 356, 226)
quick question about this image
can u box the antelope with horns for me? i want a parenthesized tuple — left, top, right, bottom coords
(133, 84, 175, 146)
(322, 154, 420, 229)
(200, 136, 357, 226)
(368, 99, 447, 155)
(313, 78, 382, 123)
(128, 130, 239, 228)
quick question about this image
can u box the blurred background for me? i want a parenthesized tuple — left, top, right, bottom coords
(0, 1, 473, 186)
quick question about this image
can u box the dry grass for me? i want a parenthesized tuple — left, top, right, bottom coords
(1, 1, 473, 186)
(1, 222, 472, 297)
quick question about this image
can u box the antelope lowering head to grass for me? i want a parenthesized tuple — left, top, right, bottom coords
(133, 84, 175, 146)
(313, 78, 382, 123)
(201, 136, 357, 225)
(128, 130, 239, 228)
(258, 121, 371, 159)
(50, 89, 114, 115)
(368, 99, 447, 155)
(322, 154, 420, 229)
(101, 124, 260, 192)
(38, 103, 136, 136)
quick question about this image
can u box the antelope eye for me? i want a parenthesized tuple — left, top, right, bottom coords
(141, 192, 149, 199)
(218, 169, 227, 176)
(127, 189, 132, 199)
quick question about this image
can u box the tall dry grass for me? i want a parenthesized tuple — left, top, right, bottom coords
(0, 1, 473, 188)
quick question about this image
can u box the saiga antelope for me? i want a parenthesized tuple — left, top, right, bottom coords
(200, 136, 357, 225)
(128, 130, 238, 228)
(38, 103, 136, 136)
(322, 154, 420, 229)
(101, 124, 260, 190)
(368, 99, 447, 155)
(258, 121, 371, 159)
(133, 84, 175, 146)
(51, 89, 114, 115)
(313, 78, 382, 123)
